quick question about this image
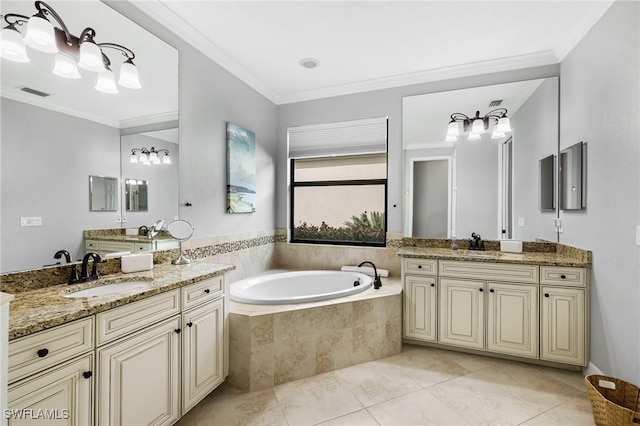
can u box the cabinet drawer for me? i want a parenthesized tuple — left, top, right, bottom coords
(540, 267, 586, 287)
(439, 261, 539, 284)
(85, 240, 99, 250)
(133, 242, 152, 252)
(403, 258, 438, 275)
(96, 290, 180, 346)
(182, 277, 224, 310)
(8, 317, 94, 384)
(98, 240, 134, 253)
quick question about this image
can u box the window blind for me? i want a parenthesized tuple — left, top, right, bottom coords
(288, 116, 388, 158)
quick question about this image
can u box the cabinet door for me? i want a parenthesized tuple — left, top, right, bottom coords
(403, 275, 437, 341)
(182, 297, 224, 413)
(97, 316, 180, 426)
(7, 354, 93, 426)
(487, 282, 538, 358)
(541, 286, 586, 365)
(438, 278, 484, 349)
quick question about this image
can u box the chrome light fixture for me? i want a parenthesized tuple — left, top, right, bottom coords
(445, 108, 512, 142)
(130, 147, 171, 166)
(0, 1, 141, 93)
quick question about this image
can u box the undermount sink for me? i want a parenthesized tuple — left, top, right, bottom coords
(64, 281, 151, 298)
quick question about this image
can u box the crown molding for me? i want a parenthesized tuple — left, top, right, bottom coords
(120, 111, 179, 129)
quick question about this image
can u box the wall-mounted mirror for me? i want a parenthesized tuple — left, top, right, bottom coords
(560, 142, 586, 210)
(125, 179, 148, 212)
(539, 154, 556, 211)
(90, 176, 119, 212)
(0, 0, 178, 273)
(403, 77, 559, 243)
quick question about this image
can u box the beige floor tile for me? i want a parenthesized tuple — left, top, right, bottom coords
(333, 359, 421, 407)
(196, 387, 287, 426)
(379, 346, 471, 387)
(541, 392, 596, 426)
(274, 371, 364, 425)
(368, 389, 470, 425)
(427, 373, 542, 425)
(315, 409, 380, 426)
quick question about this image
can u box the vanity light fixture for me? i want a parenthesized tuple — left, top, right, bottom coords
(0, 1, 141, 93)
(130, 147, 171, 166)
(445, 108, 512, 142)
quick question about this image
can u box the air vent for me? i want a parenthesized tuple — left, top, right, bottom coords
(20, 87, 50, 98)
(488, 99, 503, 107)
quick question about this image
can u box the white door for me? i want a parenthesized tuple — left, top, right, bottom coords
(182, 297, 224, 413)
(404, 275, 437, 342)
(541, 286, 586, 365)
(487, 282, 538, 358)
(438, 278, 484, 349)
(7, 354, 93, 426)
(97, 317, 181, 426)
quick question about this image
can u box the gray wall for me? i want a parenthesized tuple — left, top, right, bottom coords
(559, 1, 640, 384)
(511, 77, 559, 242)
(1, 99, 121, 271)
(413, 159, 448, 238)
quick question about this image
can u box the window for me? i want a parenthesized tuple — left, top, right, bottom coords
(288, 117, 388, 247)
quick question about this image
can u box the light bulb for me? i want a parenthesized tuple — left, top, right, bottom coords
(0, 26, 30, 62)
(52, 54, 81, 79)
(23, 13, 58, 53)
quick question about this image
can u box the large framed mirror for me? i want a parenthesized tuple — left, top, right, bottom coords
(0, 0, 178, 273)
(402, 77, 559, 243)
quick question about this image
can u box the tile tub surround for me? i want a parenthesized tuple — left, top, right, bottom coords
(228, 277, 402, 392)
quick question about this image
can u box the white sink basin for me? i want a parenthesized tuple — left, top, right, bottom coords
(65, 281, 151, 298)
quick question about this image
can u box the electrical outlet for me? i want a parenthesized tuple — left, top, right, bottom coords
(20, 216, 42, 226)
(553, 218, 563, 234)
(518, 217, 525, 227)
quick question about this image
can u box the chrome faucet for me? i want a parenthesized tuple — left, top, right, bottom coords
(77, 252, 102, 283)
(358, 260, 382, 289)
(54, 250, 80, 284)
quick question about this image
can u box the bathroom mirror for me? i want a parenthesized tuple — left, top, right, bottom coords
(403, 77, 559, 243)
(560, 142, 586, 210)
(167, 219, 194, 265)
(0, 0, 178, 273)
(125, 179, 148, 212)
(539, 154, 556, 211)
(89, 176, 119, 212)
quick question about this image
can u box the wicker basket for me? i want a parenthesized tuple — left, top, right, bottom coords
(585, 374, 640, 425)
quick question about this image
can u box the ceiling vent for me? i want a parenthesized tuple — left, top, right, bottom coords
(488, 99, 503, 107)
(20, 87, 50, 98)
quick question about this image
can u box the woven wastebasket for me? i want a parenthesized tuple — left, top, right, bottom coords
(585, 374, 640, 425)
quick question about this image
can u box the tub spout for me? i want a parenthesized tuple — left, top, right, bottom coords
(358, 261, 382, 289)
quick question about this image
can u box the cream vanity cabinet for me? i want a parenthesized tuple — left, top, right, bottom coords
(85, 238, 179, 257)
(402, 257, 587, 367)
(7, 318, 95, 426)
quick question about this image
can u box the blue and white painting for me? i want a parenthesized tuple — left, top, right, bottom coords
(226, 123, 256, 213)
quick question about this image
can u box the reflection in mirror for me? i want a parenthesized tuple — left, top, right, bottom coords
(125, 179, 148, 212)
(167, 219, 194, 265)
(89, 176, 118, 211)
(403, 77, 560, 243)
(539, 155, 556, 211)
(0, 0, 178, 273)
(560, 142, 586, 210)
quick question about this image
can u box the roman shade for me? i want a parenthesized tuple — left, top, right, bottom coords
(288, 116, 388, 158)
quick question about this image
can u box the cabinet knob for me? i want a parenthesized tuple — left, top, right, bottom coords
(204, 289, 210, 294)
(489, 289, 495, 293)
(479, 288, 484, 292)
(430, 283, 435, 287)
(417, 265, 422, 269)
(37, 348, 49, 358)
(187, 322, 193, 327)
(82, 371, 92, 379)
(560, 274, 567, 279)
(175, 328, 181, 334)
(544, 293, 550, 298)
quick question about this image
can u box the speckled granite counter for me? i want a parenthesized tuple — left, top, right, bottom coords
(7, 260, 235, 341)
(398, 247, 591, 268)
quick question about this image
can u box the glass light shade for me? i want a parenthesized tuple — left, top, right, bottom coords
(471, 118, 484, 134)
(95, 69, 118, 94)
(129, 153, 138, 164)
(118, 61, 141, 89)
(162, 154, 171, 165)
(149, 151, 160, 164)
(468, 132, 481, 141)
(23, 15, 58, 53)
(495, 117, 512, 133)
(78, 41, 105, 72)
(139, 152, 149, 163)
(491, 128, 506, 139)
(52, 54, 81, 79)
(446, 121, 460, 137)
(142, 160, 151, 166)
(0, 27, 30, 62)
(445, 135, 457, 143)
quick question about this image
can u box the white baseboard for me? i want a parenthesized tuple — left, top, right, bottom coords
(583, 361, 604, 376)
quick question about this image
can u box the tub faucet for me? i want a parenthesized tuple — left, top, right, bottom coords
(77, 252, 102, 283)
(358, 260, 382, 289)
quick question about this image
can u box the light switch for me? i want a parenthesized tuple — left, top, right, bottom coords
(20, 216, 42, 226)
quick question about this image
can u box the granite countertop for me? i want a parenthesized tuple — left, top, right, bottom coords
(7, 260, 235, 341)
(398, 247, 591, 268)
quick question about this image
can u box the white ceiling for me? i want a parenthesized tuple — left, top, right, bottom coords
(134, 0, 614, 105)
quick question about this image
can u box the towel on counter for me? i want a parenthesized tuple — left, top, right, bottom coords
(341, 265, 389, 278)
